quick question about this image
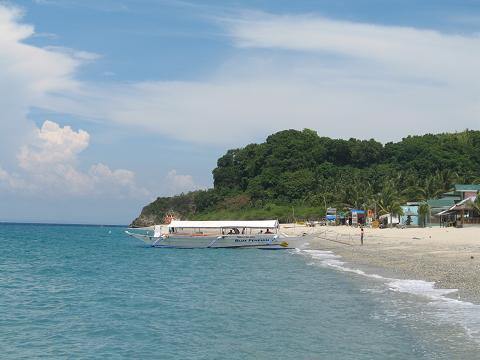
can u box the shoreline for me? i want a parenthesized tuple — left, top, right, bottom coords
(282, 224, 480, 304)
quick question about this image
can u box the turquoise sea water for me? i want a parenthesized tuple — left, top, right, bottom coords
(1, 223, 479, 359)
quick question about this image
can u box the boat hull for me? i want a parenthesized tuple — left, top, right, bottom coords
(125, 231, 292, 249)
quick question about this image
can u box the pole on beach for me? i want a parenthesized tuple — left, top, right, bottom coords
(360, 226, 364, 246)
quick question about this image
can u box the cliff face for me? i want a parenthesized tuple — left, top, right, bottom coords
(129, 192, 197, 227)
(130, 212, 164, 228)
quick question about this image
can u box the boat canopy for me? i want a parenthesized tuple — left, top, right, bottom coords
(168, 220, 279, 229)
(130, 226, 154, 230)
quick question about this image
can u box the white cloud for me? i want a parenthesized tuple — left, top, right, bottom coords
(2, 120, 149, 198)
(0, 6, 81, 95)
(0, 4, 84, 162)
(3, 3, 479, 150)
(0, 6, 147, 200)
(39, 12, 480, 146)
(15, 120, 93, 194)
(165, 169, 201, 194)
(0, 166, 29, 191)
(18, 120, 89, 169)
(1, 4, 480, 187)
(89, 163, 145, 197)
(226, 13, 480, 87)
(2, 4, 479, 222)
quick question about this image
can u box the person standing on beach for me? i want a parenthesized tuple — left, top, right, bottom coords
(360, 225, 364, 246)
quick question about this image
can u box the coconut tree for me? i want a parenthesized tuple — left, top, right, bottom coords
(418, 202, 430, 227)
(472, 176, 480, 185)
(431, 169, 457, 193)
(340, 180, 374, 210)
(376, 181, 404, 227)
(401, 174, 447, 203)
(466, 196, 480, 213)
(419, 175, 445, 200)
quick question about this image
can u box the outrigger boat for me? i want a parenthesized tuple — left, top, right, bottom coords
(125, 220, 292, 249)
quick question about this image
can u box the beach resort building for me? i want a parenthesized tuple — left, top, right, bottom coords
(427, 197, 459, 224)
(400, 203, 420, 226)
(427, 184, 480, 226)
(453, 184, 480, 201)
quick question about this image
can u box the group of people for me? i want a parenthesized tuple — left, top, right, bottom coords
(226, 228, 241, 235)
(258, 229, 273, 234)
(223, 228, 273, 235)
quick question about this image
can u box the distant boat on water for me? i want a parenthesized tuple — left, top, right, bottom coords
(125, 220, 293, 249)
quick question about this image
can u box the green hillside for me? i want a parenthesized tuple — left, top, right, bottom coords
(131, 129, 480, 226)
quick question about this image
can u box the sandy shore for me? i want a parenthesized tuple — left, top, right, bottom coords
(280, 224, 480, 304)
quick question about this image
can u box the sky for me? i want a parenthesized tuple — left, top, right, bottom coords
(0, 0, 479, 224)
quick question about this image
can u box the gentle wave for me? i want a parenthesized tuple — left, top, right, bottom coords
(296, 249, 480, 342)
(299, 249, 385, 279)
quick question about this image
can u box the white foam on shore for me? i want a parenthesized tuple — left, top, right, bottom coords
(388, 279, 458, 299)
(296, 248, 480, 342)
(299, 249, 385, 280)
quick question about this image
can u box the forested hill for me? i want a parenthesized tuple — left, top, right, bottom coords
(131, 129, 480, 226)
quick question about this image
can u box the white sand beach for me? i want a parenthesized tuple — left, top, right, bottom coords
(281, 224, 480, 303)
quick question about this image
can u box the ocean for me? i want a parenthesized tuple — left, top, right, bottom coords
(1, 223, 479, 359)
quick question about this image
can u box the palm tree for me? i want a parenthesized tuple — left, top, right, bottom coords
(404, 175, 444, 202)
(341, 180, 373, 210)
(418, 203, 430, 227)
(466, 196, 480, 213)
(472, 177, 480, 185)
(420, 175, 445, 200)
(406, 175, 444, 226)
(402, 184, 422, 202)
(376, 181, 404, 227)
(436, 169, 457, 193)
(454, 171, 470, 184)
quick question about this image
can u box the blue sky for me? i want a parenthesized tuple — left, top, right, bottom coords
(0, 0, 479, 224)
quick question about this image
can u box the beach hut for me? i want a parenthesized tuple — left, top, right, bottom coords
(425, 184, 480, 226)
(379, 214, 400, 226)
(326, 208, 337, 224)
(426, 197, 459, 225)
(437, 195, 479, 227)
(350, 209, 366, 225)
(400, 204, 420, 226)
